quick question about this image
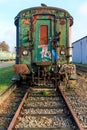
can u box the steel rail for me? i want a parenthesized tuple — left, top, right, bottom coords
(58, 85, 84, 130)
(0, 81, 17, 104)
(76, 65, 87, 73)
(7, 87, 30, 130)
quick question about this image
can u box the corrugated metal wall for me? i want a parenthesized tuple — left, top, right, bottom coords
(72, 36, 87, 64)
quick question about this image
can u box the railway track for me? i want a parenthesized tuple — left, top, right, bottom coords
(7, 84, 84, 130)
(0, 82, 29, 130)
(0, 82, 16, 104)
(63, 74, 87, 130)
(66, 92, 87, 130)
(76, 65, 87, 73)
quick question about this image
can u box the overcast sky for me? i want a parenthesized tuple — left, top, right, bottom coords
(0, 0, 87, 51)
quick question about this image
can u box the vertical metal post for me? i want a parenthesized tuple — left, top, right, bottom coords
(38, 67, 40, 86)
(30, 17, 33, 64)
(54, 16, 58, 89)
(66, 18, 69, 64)
(15, 18, 19, 64)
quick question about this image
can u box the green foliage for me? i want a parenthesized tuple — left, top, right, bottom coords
(24, 99, 28, 105)
(0, 126, 5, 129)
(75, 63, 87, 67)
(0, 66, 14, 92)
(41, 90, 49, 96)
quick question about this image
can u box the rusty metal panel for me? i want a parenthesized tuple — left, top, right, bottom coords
(14, 64, 30, 74)
(40, 25, 48, 45)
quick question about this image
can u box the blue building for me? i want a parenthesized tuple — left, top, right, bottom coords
(72, 36, 87, 64)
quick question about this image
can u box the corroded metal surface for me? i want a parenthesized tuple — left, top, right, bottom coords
(14, 64, 30, 74)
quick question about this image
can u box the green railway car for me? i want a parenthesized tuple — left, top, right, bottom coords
(14, 5, 76, 87)
(0, 51, 16, 61)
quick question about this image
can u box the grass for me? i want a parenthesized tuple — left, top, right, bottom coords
(73, 63, 87, 67)
(0, 66, 14, 93)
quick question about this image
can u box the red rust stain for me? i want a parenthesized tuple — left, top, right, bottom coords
(48, 15, 54, 19)
(20, 46, 24, 53)
(14, 64, 29, 74)
(40, 25, 48, 45)
(48, 15, 51, 19)
(33, 19, 37, 24)
(32, 15, 40, 25)
(23, 19, 30, 25)
(60, 19, 66, 25)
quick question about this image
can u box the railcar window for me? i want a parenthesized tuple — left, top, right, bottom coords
(40, 25, 48, 45)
